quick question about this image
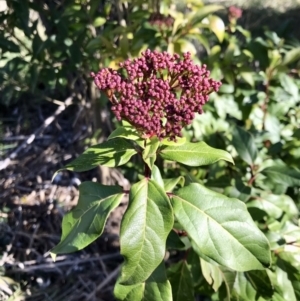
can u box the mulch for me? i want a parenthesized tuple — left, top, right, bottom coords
(0, 98, 128, 301)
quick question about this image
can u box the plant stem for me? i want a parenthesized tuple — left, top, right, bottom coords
(144, 162, 151, 178)
(247, 164, 256, 186)
(183, 248, 190, 261)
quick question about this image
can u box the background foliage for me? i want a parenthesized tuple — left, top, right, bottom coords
(1, 0, 300, 300)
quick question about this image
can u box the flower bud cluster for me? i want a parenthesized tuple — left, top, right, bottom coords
(228, 6, 243, 21)
(148, 13, 174, 29)
(91, 50, 221, 140)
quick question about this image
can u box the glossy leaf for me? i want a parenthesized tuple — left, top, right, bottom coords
(163, 177, 185, 192)
(282, 47, 300, 65)
(220, 268, 236, 300)
(93, 16, 106, 27)
(108, 125, 142, 142)
(151, 165, 164, 188)
(208, 15, 225, 42)
(175, 39, 197, 56)
(232, 126, 257, 166)
(188, 32, 211, 54)
(51, 182, 124, 259)
(171, 183, 271, 271)
(247, 194, 298, 219)
(186, 249, 203, 288)
(240, 71, 255, 87)
(119, 179, 173, 284)
(57, 138, 137, 173)
(268, 266, 297, 301)
(200, 259, 223, 292)
(219, 83, 234, 94)
(245, 270, 274, 298)
(160, 141, 234, 166)
(201, 259, 236, 299)
(161, 137, 186, 146)
(142, 137, 160, 169)
(114, 282, 143, 301)
(114, 262, 172, 301)
(143, 263, 172, 301)
(261, 165, 300, 187)
(168, 260, 194, 301)
(277, 257, 300, 301)
(189, 5, 224, 27)
(279, 73, 299, 99)
(166, 230, 186, 250)
(224, 178, 252, 202)
(233, 272, 257, 301)
(280, 221, 300, 244)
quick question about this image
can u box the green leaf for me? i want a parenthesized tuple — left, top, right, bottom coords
(268, 265, 297, 301)
(171, 183, 271, 271)
(93, 16, 106, 27)
(280, 221, 300, 244)
(220, 268, 237, 300)
(186, 33, 211, 54)
(277, 257, 300, 301)
(208, 15, 225, 42)
(160, 141, 233, 166)
(261, 165, 300, 187)
(108, 125, 144, 148)
(200, 259, 223, 292)
(163, 177, 185, 192)
(174, 39, 197, 56)
(186, 249, 203, 288)
(50, 182, 123, 258)
(114, 262, 172, 301)
(232, 126, 257, 166)
(240, 71, 255, 87)
(233, 272, 257, 301)
(189, 5, 224, 27)
(161, 137, 186, 146)
(114, 282, 143, 301)
(119, 179, 173, 284)
(247, 194, 298, 219)
(219, 84, 234, 94)
(57, 138, 137, 173)
(279, 73, 299, 99)
(86, 35, 114, 52)
(168, 260, 194, 301)
(166, 230, 186, 250)
(224, 178, 251, 202)
(151, 165, 164, 188)
(282, 47, 300, 65)
(245, 270, 274, 298)
(108, 126, 141, 141)
(142, 137, 160, 169)
(143, 263, 172, 301)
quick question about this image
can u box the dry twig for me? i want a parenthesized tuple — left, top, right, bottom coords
(0, 96, 74, 171)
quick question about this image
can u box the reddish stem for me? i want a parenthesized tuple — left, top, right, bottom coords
(247, 164, 257, 186)
(144, 163, 151, 178)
